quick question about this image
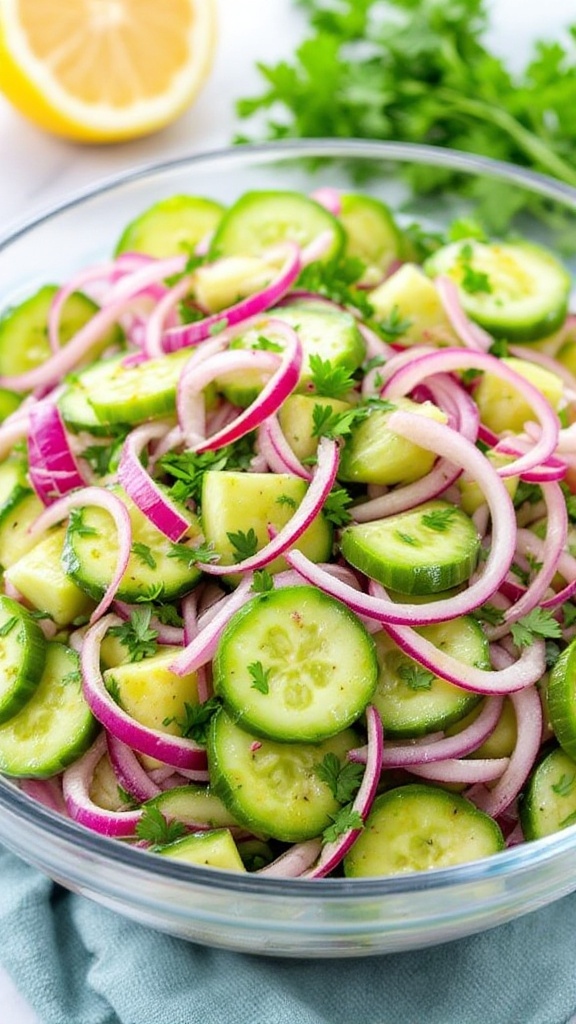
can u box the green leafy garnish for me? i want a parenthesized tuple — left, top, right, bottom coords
(323, 487, 353, 527)
(236, 0, 576, 232)
(421, 506, 457, 532)
(458, 243, 492, 295)
(108, 607, 159, 663)
(227, 527, 259, 562)
(395, 530, 419, 546)
(167, 541, 218, 567)
(159, 435, 255, 505)
(248, 661, 272, 694)
(378, 305, 412, 341)
(105, 675, 122, 707)
(81, 431, 129, 477)
(311, 403, 369, 439)
(564, 603, 576, 628)
(308, 354, 357, 399)
(67, 508, 98, 538)
(154, 603, 184, 627)
(398, 662, 436, 691)
(164, 697, 221, 744)
(510, 608, 562, 648)
(135, 806, 187, 848)
(276, 493, 297, 510)
(131, 542, 157, 570)
(61, 669, 82, 687)
(314, 752, 364, 803)
(0, 616, 18, 638)
(134, 583, 165, 604)
(474, 604, 505, 627)
(297, 256, 374, 318)
(251, 569, 275, 593)
(322, 804, 363, 844)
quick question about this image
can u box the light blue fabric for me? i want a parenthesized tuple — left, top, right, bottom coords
(1, 844, 575, 1024)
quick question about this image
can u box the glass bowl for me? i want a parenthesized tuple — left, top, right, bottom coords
(1, 140, 576, 959)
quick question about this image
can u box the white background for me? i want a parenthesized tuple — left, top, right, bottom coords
(1, 0, 576, 1019)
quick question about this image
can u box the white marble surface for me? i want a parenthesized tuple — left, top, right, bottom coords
(1, 0, 576, 1019)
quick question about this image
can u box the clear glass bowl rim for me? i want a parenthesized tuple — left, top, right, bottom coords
(1, 136, 576, 900)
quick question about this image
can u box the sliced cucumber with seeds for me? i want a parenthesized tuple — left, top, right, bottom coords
(344, 784, 505, 877)
(145, 785, 240, 830)
(208, 707, 357, 842)
(63, 487, 203, 603)
(520, 747, 576, 841)
(0, 596, 47, 725)
(214, 586, 377, 743)
(372, 617, 486, 738)
(115, 195, 225, 258)
(424, 239, 571, 342)
(59, 356, 131, 435)
(201, 470, 332, 582)
(341, 500, 481, 595)
(216, 301, 365, 408)
(339, 193, 402, 285)
(0, 285, 123, 378)
(87, 350, 191, 426)
(547, 639, 576, 761)
(0, 643, 97, 777)
(157, 829, 246, 871)
(338, 397, 447, 487)
(209, 190, 345, 263)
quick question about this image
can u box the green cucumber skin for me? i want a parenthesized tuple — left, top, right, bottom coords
(519, 746, 576, 841)
(146, 785, 240, 829)
(115, 195, 225, 259)
(0, 644, 97, 777)
(213, 586, 378, 743)
(0, 597, 47, 725)
(547, 642, 576, 760)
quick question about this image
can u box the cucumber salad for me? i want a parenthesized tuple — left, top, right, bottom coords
(0, 185, 576, 879)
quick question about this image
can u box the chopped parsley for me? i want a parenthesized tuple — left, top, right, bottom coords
(251, 569, 275, 593)
(323, 487, 354, 527)
(510, 608, 562, 648)
(308, 354, 357, 400)
(314, 752, 364, 804)
(377, 305, 412, 341)
(322, 804, 364, 844)
(67, 508, 98, 538)
(421, 506, 458, 532)
(398, 663, 436, 691)
(135, 806, 187, 848)
(131, 542, 157, 570)
(164, 697, 221, 744)
(108, 607, 159, 663)
(248, 661, 272, 694)
(227, 527, 259, 562)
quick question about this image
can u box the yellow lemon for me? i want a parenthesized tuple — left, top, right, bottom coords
(0, 0, 217, 143)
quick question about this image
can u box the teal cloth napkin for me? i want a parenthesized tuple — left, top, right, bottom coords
(1, 845, 575, 1024)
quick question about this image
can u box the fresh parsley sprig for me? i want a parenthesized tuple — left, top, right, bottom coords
(135, 806, 187, 849)
(510, 608, 562, 648)
(314, 752, 364, 804)
(108, 607, 159, 663)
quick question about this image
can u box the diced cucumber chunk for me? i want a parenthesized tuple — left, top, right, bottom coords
(473, 356, 563, 435)
(372, 617, 487, 737)
(0, 389, 22, 422)
(0, 458, 29, 523)
(338, 397, 447, 486)
(520, 747, 576, 841)
(547, 640, 576, 760)
(339, 193, 402, 285)
(0, 490, 44, 569)
(424, 239, 571, 341)
(216, 301, 365, 408)
(146, 785, 240, 829)
(214, 586, 378, 742)
(458, 452, 518, 514)
(446, 698, 517, 759)
(344, 784, 504, 876)
(115, 195, 225, 258)
(6, 527, 95, 626)
(209, 190, 345, 263)
(0, 643, 96, 777)
(0, 596, 47, 725)
(103, 647, 199, 735)
(0, 285, 123, 378)
(368, 264, 455, 346)
(341, 500, 481, 595)
(193, 255, 277, 313)
(278, 394, 353, 462)
(201, 471, 332, 581)
(63, 487, 203, 603)
(87, 350, 191, 426)
(208, 708, 357, 842)
(157, 828, 246, 871)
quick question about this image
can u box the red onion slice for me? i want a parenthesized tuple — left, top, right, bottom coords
(81, 615, 207, 770)
(301, 705, 383, 879)
(256, 839, 323, 878)
(197, 437, 338, 575)
(62, 733, 143, 838)
(409, 756, 509, 784)
(118, 422, 191, 542)
(470, 686, 542, 818)
(106, 733, 162, 803)
(435, 276, 493, 352)
(28, 401, 86, 505)
(257, 415, 312, 480)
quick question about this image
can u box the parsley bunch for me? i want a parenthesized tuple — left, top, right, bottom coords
(236, 0, 576, 231)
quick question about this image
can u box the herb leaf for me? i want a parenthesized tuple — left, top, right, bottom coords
(510, 608, 562, 647)
(248, 661, 272, 694)
(308, 354, 357, 399)
(315, 752, 364, 803)
(108, 607, 159, 663)
(131, 542, 157, 570)
(164, 697, 221, 744)
(322, 803, 364, 844)
(398, 662, 436, 691)
(135, 806, 187, 848)
(227, 527, 259, 562)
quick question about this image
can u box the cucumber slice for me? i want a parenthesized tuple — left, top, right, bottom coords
(446, 697, 517, 759)
(340, 500, 481, 595)
(0, 285, 123, 378)
(0, 389, 22, 422)
(520, 747, 576, 841)
(0, 490, 44, 569)
(424, 239, 571, 342)
(146, 785, 240, 829)
(59, 356, 131, 434)
(157, 829, 246, 871)
(214, 586, 378, 742)
(63, 487, 203, 603)
(103, 647, 199, 735)
(339, 193, 402, 284)
(344, 784, 504, 876)
(5, 526, 95, 626)
(0, 643, 96, 777)
(0, 458, 29, 524)
(547, 640, 576, 760)
(216, 302, 365, 408)
(87, 350, 191, 426)
(208, 708, 357, 842)
(278, 394, 353, 462)
(472, 356, 563, 435)
(209, 190, 345, 263)
(338, 397, 447, 486)
(0, 596, 47, 725)
(372, 617, 486, 738)
(368, 264, 455, 347)
(201, 470, 332, 581)
(115, 195, 225, 258)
